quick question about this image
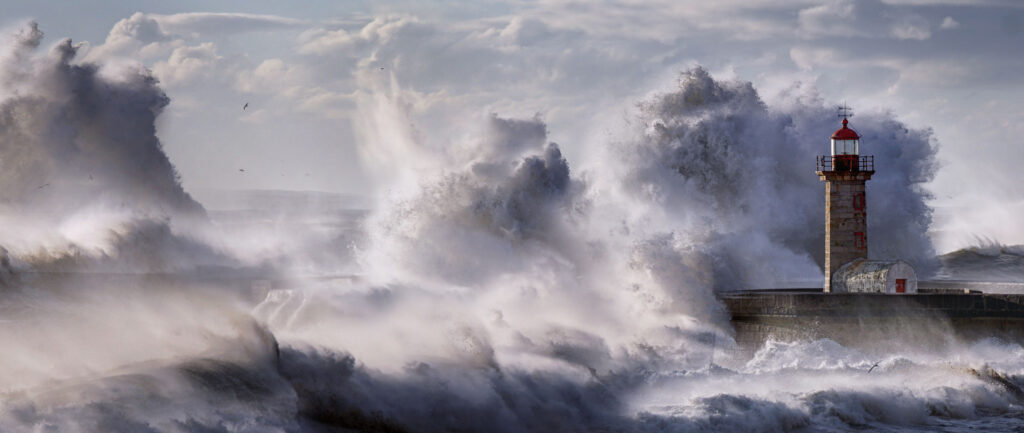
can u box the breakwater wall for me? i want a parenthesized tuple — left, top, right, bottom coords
(721, 287, 1024, 356)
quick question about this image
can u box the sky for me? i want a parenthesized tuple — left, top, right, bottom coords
(1, 0, 1023, 252)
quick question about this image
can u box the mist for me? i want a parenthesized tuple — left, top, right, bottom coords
(0, 21, 1020, 433)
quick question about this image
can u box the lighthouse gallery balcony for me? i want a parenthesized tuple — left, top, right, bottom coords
(816, 154, 873, 172)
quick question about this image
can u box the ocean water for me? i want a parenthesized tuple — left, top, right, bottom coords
(1, 26, 1022, 431)
(2, 199, 1023, 433)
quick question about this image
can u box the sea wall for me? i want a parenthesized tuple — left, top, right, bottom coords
(721, 290, 1024, 357)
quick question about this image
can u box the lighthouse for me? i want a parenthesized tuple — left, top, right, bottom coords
(817, 107, 874, 292)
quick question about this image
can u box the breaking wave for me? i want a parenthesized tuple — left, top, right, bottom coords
(1, 22, 1019, 433)
(937, 240, 1024, 285)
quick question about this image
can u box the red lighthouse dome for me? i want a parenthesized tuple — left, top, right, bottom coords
(831, 118, 860, 140)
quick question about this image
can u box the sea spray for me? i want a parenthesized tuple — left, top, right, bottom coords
(607, 67, 939, 289)
(0, 22, 1017, 433)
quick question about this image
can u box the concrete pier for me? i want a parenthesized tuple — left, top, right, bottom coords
(720, 285, 1024, 356)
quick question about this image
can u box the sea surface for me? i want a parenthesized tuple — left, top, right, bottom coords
(1, 190, 1023, 432)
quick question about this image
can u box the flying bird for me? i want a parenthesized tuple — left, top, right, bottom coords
(37, 183, 50, 189)
(243, 102, 249, 110)
(379, 67, 384, 71)
(239, 168, 246, 173)
(867, 361, 881, 373)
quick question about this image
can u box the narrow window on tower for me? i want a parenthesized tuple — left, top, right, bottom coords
(853, 192, 865, 210)
(854, 232, 865, 250)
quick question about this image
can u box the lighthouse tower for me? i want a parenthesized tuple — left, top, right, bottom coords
(816, 107, 874, 292)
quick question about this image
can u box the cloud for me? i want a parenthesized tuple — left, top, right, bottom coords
(107, 12, 169, 45)
(789, 45, 969, 90)
(798, 0, 932, 40)
(940, 16, 961, 29)
(298, 16, 423, 55)
(151, 42, 221, 85)
(86, 12, 174, 60)
(296, 89, 356, 119)
(70, 3, 1024, 237)
(87, 12, 306, 61)
(890, 14, 932, 40)
(236, 58, 305, 93)
(291, 13, 694, 139)
(789, 47, 838, 70)
(518, 0, 798, 42)
(153, 12, 307, 35)
(798, 1, 866, 38)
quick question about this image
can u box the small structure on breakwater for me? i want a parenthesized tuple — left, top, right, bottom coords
(831, 259, 918, 294)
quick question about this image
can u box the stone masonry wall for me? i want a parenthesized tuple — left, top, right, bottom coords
(820, 172, 873, 291)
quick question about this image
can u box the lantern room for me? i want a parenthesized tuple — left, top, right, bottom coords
(830, 118, 860, 156)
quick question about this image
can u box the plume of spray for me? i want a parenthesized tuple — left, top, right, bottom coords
(0, 21, 223, 275)
(602, 68, 940, 289)
(252, 68, 741, 432)
(255, 67, 945, 431)
(0, 23, 272, 427)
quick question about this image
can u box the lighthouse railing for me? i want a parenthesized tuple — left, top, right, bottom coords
(817, 155, 873, 172)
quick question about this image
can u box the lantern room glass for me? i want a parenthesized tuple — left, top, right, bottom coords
(831, 139, 859, 156)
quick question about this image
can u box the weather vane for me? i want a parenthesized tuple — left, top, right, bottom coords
(837, 103, 854, 120)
